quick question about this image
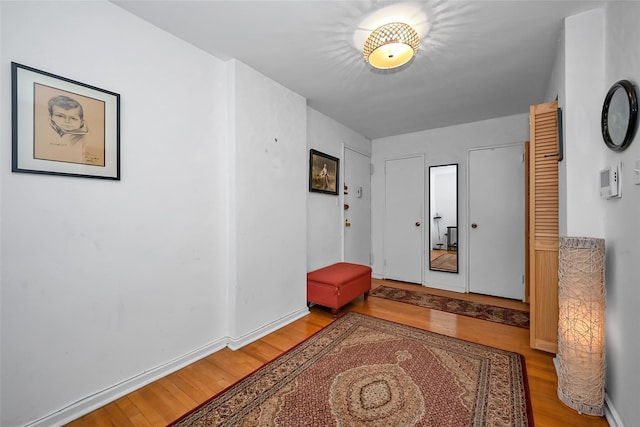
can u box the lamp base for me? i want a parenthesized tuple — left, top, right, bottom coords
(558, 387, 604, 416)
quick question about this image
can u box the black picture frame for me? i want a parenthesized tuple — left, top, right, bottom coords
(556, 107, 564, 161)
(309, 149, 339, 195)
(601, 79, 638, 152)
(12, 62, 121, 180)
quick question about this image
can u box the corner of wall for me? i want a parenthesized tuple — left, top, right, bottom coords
(605, 393, 624, 427)
(225, 59, 238, 338)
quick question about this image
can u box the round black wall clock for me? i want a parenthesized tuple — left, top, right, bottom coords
(601, 79, 638, 152)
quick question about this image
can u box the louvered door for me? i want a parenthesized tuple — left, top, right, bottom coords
(529, 101, 560, 353)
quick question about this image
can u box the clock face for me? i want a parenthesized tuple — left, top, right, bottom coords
(601, 80, 638, 152)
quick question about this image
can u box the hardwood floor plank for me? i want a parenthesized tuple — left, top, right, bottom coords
(102, 403, 140, 427)
(114, 397, 153, 427)
(155, 377, 198, 413)
(124, 386, 180, 426)
(170, 371, 214, 404)
(69, 408, 119, 427)
(65, 279, 609, 427)
(185, 356, 238, 392)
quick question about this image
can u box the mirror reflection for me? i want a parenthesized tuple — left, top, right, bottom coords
(429, 164, 458, 273)
(608, 88, 630, 145)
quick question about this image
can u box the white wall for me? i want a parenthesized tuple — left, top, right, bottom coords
(1, 3, 373, 424)
(227, 60, 309, 347)
(552, 5, 640, 425)
(564, 9, 606, 238)
(1, 2, 229, 426)
(372, 114, 529, 292)
(545, 27, 568, 234)
(602, 3, 640, 426)
(306, 108, 371, 272)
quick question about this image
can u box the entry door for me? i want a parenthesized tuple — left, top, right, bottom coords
(344, 148, 371, 266)
(469, 145, 525, 300)
(384, 156, 424, 283)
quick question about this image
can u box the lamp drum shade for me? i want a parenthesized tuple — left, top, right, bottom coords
(557, 236, 605, 416)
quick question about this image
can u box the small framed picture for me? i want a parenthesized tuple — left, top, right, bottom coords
(309, 149, 339, 195)
(11, 62, 120, 180)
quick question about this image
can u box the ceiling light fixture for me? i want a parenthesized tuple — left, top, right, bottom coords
(363, 22, 420, 69)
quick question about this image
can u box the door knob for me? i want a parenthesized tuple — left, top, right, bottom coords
(471, 223, 478, 229)
(415, 222, 421, 227)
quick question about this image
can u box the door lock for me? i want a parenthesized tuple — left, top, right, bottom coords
(471, 223, 478, 229)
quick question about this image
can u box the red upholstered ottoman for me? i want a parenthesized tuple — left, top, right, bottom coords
(307, 262, 372, 317)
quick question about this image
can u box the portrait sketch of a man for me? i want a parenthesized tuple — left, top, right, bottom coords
(33, 83, 106, 166)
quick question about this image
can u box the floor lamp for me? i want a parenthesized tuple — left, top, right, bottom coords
(557, 236, 605, 416)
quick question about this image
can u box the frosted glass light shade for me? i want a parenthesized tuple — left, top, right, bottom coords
(363, 22, 419, 69)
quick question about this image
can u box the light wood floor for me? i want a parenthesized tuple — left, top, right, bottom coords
(430, 249, 457, 261)
(66, 279, 608, 426)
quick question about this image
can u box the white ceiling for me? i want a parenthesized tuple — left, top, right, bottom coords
(113, 1, 602, 140)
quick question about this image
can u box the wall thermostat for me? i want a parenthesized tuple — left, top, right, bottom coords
(600, 164, 621, 199)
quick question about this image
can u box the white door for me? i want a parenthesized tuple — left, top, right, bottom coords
(469, 145, 525, 300)
(344, 148, 371, 266)
(384, 156, 424, 283)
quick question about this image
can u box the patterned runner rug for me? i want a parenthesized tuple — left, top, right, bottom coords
(171, 312, 533, 426)
(370, 285, 530, 329)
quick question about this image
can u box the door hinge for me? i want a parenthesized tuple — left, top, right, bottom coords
(370, 163, 374, 175)
(370, 253, 374, 265)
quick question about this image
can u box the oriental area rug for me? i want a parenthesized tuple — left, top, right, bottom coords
(170, 312, 533, 426)
(370, 285, 530, 329)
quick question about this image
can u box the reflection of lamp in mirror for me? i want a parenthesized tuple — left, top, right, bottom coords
(557, 236, 605, 416)
(432, 213, 443, 249)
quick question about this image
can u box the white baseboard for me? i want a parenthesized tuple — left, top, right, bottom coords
(26, 307, 310, 426)
(26, 337, 229, 427)
(424, 281, 466, 293)
(605, 393, 624, 427)
(227, 307, 310, 350)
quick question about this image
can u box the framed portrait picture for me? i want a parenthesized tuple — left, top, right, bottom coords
(11, 62, 120, 180)
(309, 149, 339, 195)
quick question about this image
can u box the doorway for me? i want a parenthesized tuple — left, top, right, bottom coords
(343, 147, 371, 266)
(383, 156, 424, 284)
(468, 145, 525, 300)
